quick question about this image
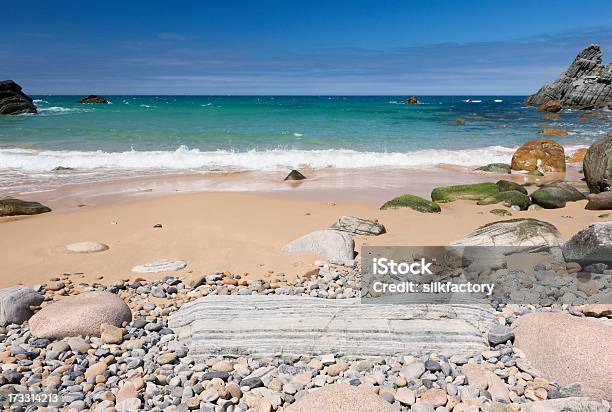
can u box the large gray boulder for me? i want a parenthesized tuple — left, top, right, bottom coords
(563, 222, 612, 265)
(169, 295, 496, 360)
(29, 291, 132, 339)
(282, 230, 354, 263)
(0, 80, 37, 115)
(329, 216, 385, 236)
(583, 135, 612, 193)
(0, 287, 44, 326)
(0, 198, 51, 217)
(526, 44, 612, 109)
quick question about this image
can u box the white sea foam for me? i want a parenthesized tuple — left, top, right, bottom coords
(36, 106, 91, 114)
(0, 145, 574, 173)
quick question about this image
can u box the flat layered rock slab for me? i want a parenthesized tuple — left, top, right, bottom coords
(131, 259, 187, 273)
(169, 296, 496, 359)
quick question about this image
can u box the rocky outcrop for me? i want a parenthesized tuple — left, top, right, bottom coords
(405, 96, 418, 105)
(0, 287, 44, 326)
(0, 198, 51, 217)
(526, 44, 612, 109)
(583, 134, 612, 193)
(282, 230, 354, 263)
(284, 170, 306, 181)
(510, 139, 566, 173)
(168, 295, 496, 359)
(562, 222, 612, 264)
(79, 95, 108, 104)
(538, 100, 563, 113)
(329, 216, 385, 236)
(0, 80, 37, 115)
(431, 182, 499, 203)
(29, 291, 132, 339)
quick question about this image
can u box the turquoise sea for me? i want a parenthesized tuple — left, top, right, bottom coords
(0, 96, 608, 193)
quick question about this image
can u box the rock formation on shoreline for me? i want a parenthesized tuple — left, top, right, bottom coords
(79, 94, 108, 104)
(526, 44, 612, 110)
(0, 80, 37, 115)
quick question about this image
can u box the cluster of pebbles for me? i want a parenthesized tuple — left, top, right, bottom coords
(0, 260, 609, 412)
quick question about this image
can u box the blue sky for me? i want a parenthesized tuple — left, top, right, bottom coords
(3, 0, 612, 94)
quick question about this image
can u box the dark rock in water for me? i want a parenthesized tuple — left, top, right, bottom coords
(284, 169, 306, 181)
(453, 118, 466, 125)
(329, 216, 386, 236)
(0, 80, 37, 115)
(563, 222, 612, 264)
(496, 180, 528, 195)
(405, 96, 418, 104)
(541, 182, 585, 202)
(380, 194, 441, 213)
(431, 182, 499, 203)
(79, 95, 108, 104)
(475, 163, 511, 174)
(538, 100, 563, 113)
(526, 44, 612, 109)
(531, 187, 567, 209)
(511, 138, 565, 173)
(52, 166, 74, 171)
(586, 191, 612, 210)
(583, 135, 612, 193)
(488, 324, 514, 345)
(477, 190, 531, 210)
(0, 199, 51, 217)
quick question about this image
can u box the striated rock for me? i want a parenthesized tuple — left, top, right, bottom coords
(29, 291, 132, 339)
(538, 100, 563, 113)
(380, 194, 441, 213)
(527, 44, 612, 109)
(431, 182, 499, 203)
(405, 96, 418, 104)
(583, 135, 612, 193)
(475, 163, 511, 174)
(285, 384, 399, 412)
(562, 221, 612, 264)
(284, 170, 306, 181)
(169, 295, 496, 359)
(131, 259, 187, 273)
(511, 139, 565, 173)
(514, 312, 612, 400)
(78, 95, 108, 104)
(61, 241, 109, 254)
(0, 287, 44, 326)
(329, 216, 386, 236)
(0, 198, 51, 217)
(282, 230, 354, 263)
(0, 80, 37, 115)
(477, 190, 531, 210)
(496, 180, 528, 195)
(585, 191, 612, 210)
(538, 128, 568, 137)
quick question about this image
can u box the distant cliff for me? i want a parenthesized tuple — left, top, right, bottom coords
(526, 44, 612, 110)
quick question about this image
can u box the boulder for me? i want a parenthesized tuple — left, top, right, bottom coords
(284, 384, 399, 412)
(514, 312, 612, 400)
(540, 182, 585, 202)
(284, 169, 306, 181)
(405, 96, 418, 105)
(329, 216, 386, 236)
(380, 194, 441, 213)
(0, 287, 44, 326)
(583, 135, 612, 193)
(511, 139, 566, 172)
(431, 182, 499, 203)
(451, 218, 562, 251)
(282, 230, 354, 263)
(0, 80, 37, 115)
(530, 187, 567, 209)
(496, 180, 528, 195)
(0, 198, 51, 217)
(585, 191, 612, 210)
(477, 190, 531, 210)
(526, 44, 612, 109)
(567, 148, 587, 163)
(78, 95, 108, 104)
(29, 291, 132, 339)
(538, 100, 563, 113)
(538, 128, 568, 137)
(562, 222, 612, 264)
(475, 163, 511, 174)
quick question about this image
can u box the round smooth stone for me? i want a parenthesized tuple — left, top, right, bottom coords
(62, 241, 109, 253)
(131, 259, 187, 273)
